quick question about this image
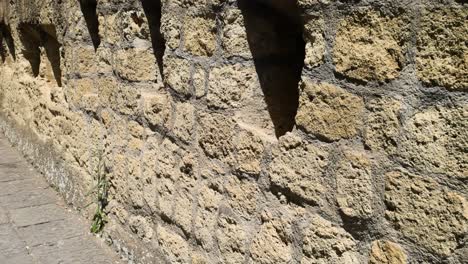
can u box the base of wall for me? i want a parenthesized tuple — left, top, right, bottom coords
(0, 113, 167, 264)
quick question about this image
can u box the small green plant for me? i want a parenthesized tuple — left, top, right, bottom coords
(84, 150, 109, 234)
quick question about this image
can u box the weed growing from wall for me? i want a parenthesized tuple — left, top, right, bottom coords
(84, 150, 109, 234)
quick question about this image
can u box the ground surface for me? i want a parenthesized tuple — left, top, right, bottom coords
(0, 135, 121, 264)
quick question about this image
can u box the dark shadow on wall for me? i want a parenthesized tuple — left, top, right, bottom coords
(0, 23, 16, 61)
(18, 24, 62, 86)
(238, 0, 305, 138)
(42, 25, 62, 87)
(141, 0, 165, 78)
(18, 24, 41, 76)
(79, 0, 101, 50)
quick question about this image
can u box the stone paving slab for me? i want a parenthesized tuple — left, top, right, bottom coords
(0, 134, 121, 264)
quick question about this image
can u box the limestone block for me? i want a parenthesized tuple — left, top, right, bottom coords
(221, 9, 251, 58)
(207, 64, 257, 109)
(333, 9, 409, 82)
(157, 225, 190, 263)
(172, 191, 194, 235)
(301, 214, 359, 263)
(398, 105, 467, 179)
(296, 81, 364, 141)
(74, 45, 95, 74)
(369, 240, 407, 264)
(108, 84, 140, 116)
(183, 16, 216, 57)
(224, 175, 260, 219)
(95, 76, 118, 109)
(335, 149, 373, 219)
(303, 16, 325, 69)
(70, 78, 94, 107)
(129, 215, 154, 242)
(233, 130, 264, 175)
(269, 133, 329, 205)
(416, 7, 468, 91)
(173, 102, 196, 142)
(198, 112, 236, 162)
(216, 214, 248, 264)
(161, 10, 182, 50)
(142, 90, 173, 128)
(364, 98, 402, 153)
(103, 13, 120, 46)
(194, 184, 223, 250)
(250, 206, 305, 264)
(115, 46, 158, 82)
(385, 171, 468, 256)
(164, 56, 192, 96)
(193, 65, 206, 98)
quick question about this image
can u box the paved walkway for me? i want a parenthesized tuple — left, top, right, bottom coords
(0, 135, 121, 264)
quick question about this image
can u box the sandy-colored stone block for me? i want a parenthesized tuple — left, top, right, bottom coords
(198, 112, 236, 162)
(269, 133, 329, 205)
(183, 16, 216, 57)
(296, 81, 364, 141)
(222, 9, 251, 58)
(164, 56, 192, 96)
(416, 7, 467, 91)
(303, 15, 325, 69)
(142, 90, 173, 128)
(369, 240, 407, 264)
(216, 214, 248, 264)
(301, 214, 359, 264)
(398, 105, 467, 179)
(333, 9, 408, 82)
(115, 46, 159, 82)
(335, 148, 373, 219)
(250, 208, 302, 264)
(74, 45, 95, 74)
(173, 102, 196, 142)
(233, 130, 264, 175)
(364, 98, 402, 153)
(157, 225, 190, 263)
(208, 63, 257, 109)
(385, 171, 468, 256)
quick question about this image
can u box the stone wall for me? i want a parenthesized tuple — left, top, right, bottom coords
(0, 0, 467, 263)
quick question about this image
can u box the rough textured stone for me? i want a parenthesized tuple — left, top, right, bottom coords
(303, 15, 325, 69)
(224, 175, 261, 218)
(333, 9, 409, 82)
(208, 64, 257, 109)
(199, 112, 236, 162)
(269, 133, 329, 205)
(335, 148, 373, 219)
(364, 98, 402, 153)
(194, 184, 223, 250)
(222, 8, 251, 58)
(416, 7, 468, 91)
(157, 225, 190, 263)
(369, 240, 407, 264)
(142, 90, 173, 128)
(250, 206, 305, 264)
(233, 130, 264, 175)
(183, 16, 217, 57)
(1, 1, 467, 263)
(216, 214, 248, 264)
(385, 171, 468, 256)
(296, 81, 364, 141)
(115, 46, 159, 82)
(173, 102, 196, 142)
(301, 214, 359, 264)
(398, 105, 467, 179)
(164, 56, 192, 96)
